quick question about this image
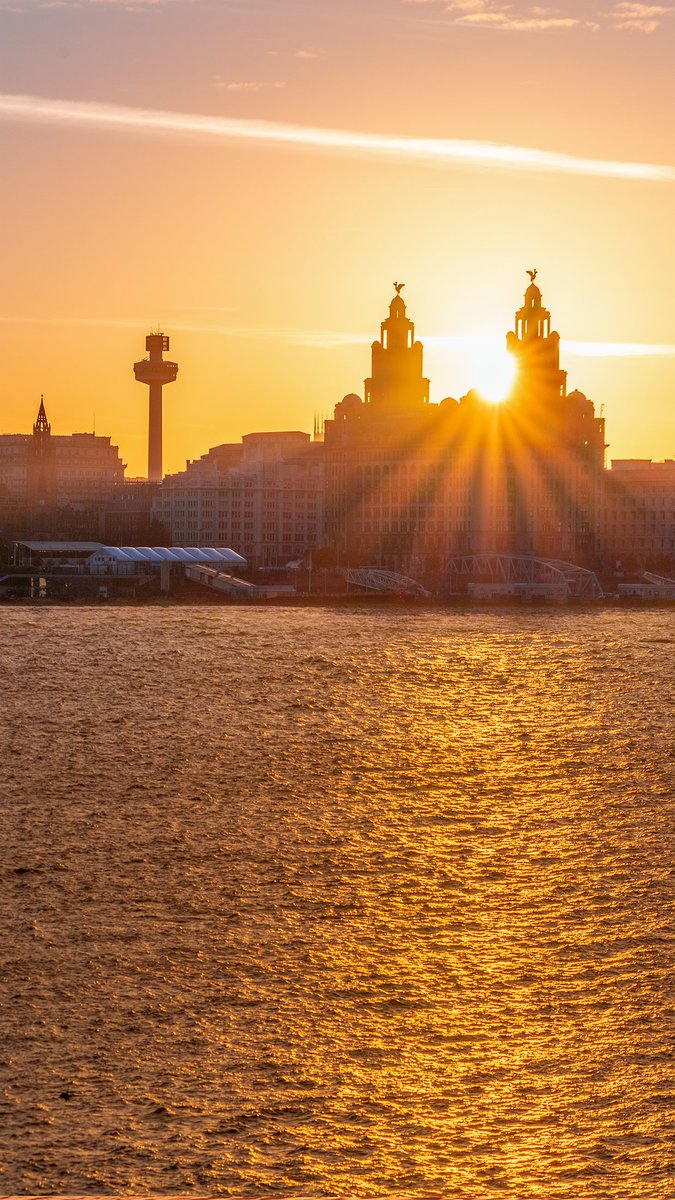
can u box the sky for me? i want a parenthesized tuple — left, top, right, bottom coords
(0, 0, 674, 476)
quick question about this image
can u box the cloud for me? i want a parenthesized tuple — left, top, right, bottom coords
(605, 1, 673, 31)
(404, 0, 670, 31)
(414, 0, 600, 30)
(265, 48, 325, 60)
(41, 0, 171, 7)
(562, 339, 675, 357)
(426, 333, 675, 357)
(1, 312, 674, 358)
(213, 78, 286, 92)
(0, 92, 673, 184)
(1, 0, 183, 9)
(459, 13, 595, 29)
(0, 313, 370, 346)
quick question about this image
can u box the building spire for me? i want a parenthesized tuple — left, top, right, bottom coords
(363, 286, 429, 412)
(33, 395, 51, 436)
(506, 273, 567, 404)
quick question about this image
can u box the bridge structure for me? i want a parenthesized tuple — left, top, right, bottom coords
(644, 571, 675, 589)
(339, 567, 433, 599)
(445, 554, 604, 600)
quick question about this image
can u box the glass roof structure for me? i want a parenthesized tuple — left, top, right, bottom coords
(17, 542, 246, 567)
(112, 546, 247, 565)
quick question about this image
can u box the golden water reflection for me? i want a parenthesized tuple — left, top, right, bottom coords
(0, 608, 673, 1197)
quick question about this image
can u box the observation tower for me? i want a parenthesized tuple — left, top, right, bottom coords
(133, 332, 178, 482)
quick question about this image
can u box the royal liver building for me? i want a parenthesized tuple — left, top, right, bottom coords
(324, 275, 606, 582)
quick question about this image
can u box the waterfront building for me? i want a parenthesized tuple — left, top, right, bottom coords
(14, 540, 245, 574)
(153, 430, 324, 567)
(324, 278, 606, 580)
(602, 458, 675, 571)
(324, 286, 462, 573)
(500, 277, 606, 561)
(0, 398, 125, 509)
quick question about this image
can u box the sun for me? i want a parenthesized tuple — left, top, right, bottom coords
(468, 340, 517, 404)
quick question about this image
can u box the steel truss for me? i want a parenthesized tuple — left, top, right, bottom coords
(446, 554, 604, 600)
(339, 567, 432, 598)
(644, 571, 675, 588)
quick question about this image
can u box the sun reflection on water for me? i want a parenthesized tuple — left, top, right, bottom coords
(0, 609, 673, 1196)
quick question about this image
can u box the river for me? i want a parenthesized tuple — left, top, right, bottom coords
(1, 606, 673, 1197)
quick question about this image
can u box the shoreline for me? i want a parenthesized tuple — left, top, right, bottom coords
(1, 593, 673, 610)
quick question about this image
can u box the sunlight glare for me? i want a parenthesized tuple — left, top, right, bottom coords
(469, 340, 517, 404)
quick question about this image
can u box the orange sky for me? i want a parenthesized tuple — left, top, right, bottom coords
(0, 0, 674, 476)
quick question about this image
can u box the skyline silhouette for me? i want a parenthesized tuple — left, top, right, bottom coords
(2, 272, 672, 482)
(0, 1, 673, 474)
(4, 274, 670, 586)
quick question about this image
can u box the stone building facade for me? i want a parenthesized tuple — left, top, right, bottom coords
(603, 458, 675, 571)
(0, 398, 125, 509)
(324, 279, 606, 580)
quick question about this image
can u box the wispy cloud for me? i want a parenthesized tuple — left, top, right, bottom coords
(562, 339, 675, 357)
(442, 1, 599, 31)
(1, 313, 675, 359)
(34, 0, 176, 9)
(213, 78, 286, 92)
(0, 93, 673, 183)
(24, 0, 178, 8)
(427, 333, 675, 357)
(0, 313, 370, 346)
(265, 48, 326, 60)
(604, 2, 673, 32)
(404, 0, 672, 32)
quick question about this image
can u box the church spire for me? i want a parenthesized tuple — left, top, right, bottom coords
(33, 395, 51, 436)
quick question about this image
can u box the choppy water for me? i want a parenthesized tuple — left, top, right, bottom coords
(1, 606, 674, 1198)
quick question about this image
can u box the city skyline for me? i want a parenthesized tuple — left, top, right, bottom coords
(0, 0, 674, 476)
(3, 274, 673, 483)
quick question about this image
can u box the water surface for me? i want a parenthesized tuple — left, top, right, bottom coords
(1, 607, 674, 1197)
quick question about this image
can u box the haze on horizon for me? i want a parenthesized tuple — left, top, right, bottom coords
(0, 0, 673, 477)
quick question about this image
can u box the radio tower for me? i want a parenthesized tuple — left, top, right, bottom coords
(134, 332, 178, 482)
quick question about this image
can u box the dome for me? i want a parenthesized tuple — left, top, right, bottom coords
(459, 389, 481, 406)
(439, 396, 459, 412)
(334, 392, 363, 420)
(525, 282, 542, 306)
(567, 389, 594, 415)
